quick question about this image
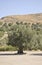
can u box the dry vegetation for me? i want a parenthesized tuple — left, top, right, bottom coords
(0, 13, 42, 23)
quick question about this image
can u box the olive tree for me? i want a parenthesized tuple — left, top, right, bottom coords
(8, 23, 32, 54)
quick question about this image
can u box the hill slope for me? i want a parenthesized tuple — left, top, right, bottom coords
(0, 13, 42, 23)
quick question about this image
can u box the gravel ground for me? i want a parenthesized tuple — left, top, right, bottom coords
(0, 51, 42, 65)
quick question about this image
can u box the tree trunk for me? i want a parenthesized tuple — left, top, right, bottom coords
(18, 47, 23, 54)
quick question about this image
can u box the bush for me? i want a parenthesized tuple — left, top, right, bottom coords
(0, 31, 4, 37)
(0, 45, 17, 51)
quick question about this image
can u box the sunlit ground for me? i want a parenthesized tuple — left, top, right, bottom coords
(0, 51, 42, 65)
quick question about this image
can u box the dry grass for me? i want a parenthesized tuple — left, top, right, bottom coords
(0, 13, 42, 23)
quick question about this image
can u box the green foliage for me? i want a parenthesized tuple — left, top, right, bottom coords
(0, 22, 42, 51)
(0, 22, 3, 25)
(0, 45, 17, 51)
(0, 31, 4, 37)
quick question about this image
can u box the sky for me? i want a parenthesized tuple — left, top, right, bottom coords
(0, 0, 42, 18)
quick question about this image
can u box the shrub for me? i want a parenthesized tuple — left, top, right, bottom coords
(0, 45, 17, 51)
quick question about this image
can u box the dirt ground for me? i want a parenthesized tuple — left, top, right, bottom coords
(0, 51, 42, 65)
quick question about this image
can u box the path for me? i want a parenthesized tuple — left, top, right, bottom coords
(0, 51, 42, 65)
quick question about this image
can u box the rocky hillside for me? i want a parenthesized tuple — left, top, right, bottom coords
(0, 13, 42, 23)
